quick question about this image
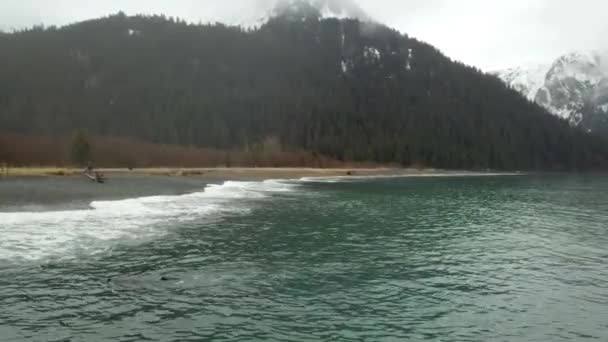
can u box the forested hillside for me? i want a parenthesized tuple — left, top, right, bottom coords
(1, 11, 607, 170)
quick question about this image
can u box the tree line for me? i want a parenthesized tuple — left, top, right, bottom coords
(0, 12, 607, 170)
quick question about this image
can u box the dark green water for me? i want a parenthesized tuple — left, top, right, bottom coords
(1, 175, 608, 341)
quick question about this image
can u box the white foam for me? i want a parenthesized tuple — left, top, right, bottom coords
(298, 172, 523, 183)
(299, 175, 415, 183)
(0, 180, 298, 263)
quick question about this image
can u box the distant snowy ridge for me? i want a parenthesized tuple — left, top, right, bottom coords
(494, 51, 608, 133)
(495, 63, 551, 102)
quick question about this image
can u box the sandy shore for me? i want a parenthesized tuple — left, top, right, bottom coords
(0, 167, 521, 181)
(0, 167, 523, 211)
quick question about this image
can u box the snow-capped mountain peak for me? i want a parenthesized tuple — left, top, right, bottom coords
(494, 50, 608, 132)
(547, 51, 605, 85)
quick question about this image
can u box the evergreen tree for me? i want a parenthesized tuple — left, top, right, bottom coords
(71, 131, 91, 167)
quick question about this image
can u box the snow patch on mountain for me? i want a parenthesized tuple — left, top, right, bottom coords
(341, 60, 348, 73)
(406, 48, 413, 71)
(127, 28, 141, 36)
(364, 46, 381, 61)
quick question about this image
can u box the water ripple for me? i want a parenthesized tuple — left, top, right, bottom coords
(1, 175, 608, 340)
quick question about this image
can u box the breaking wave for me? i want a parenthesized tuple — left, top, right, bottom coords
(0, 180, 298, 263)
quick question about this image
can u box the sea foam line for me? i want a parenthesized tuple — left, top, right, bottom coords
(298, 172, 524, 183)
(0, 180, 298, 262)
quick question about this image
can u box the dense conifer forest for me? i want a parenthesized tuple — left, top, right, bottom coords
(1, 10, 607, 170)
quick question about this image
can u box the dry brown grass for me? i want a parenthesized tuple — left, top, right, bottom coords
(0, 132, 385, 169)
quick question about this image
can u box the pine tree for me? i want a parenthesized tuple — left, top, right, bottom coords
(71, 131, 92, 167)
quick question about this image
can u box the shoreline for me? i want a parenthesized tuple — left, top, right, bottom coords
(0, 168, 523, 212)
(0, 167, 523, 181)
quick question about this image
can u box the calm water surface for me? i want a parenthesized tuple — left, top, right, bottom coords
(1, 174, 607, 341)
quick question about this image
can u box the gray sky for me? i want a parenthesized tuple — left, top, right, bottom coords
(1, 0, 606, 71)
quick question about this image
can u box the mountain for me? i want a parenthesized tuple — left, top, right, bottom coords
(494, 51, 608, 134)
(0, 10, 607, 170)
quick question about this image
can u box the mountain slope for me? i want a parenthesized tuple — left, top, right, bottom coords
(0, 12, 607, 170)
(495, 51, 608, 134)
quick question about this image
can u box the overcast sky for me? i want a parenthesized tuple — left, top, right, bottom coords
(1, 0, 606, 71)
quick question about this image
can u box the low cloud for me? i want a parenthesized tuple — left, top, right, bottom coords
(1, 0, 607, 70)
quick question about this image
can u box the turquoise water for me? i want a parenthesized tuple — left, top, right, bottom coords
(1, 175, 608, 341)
